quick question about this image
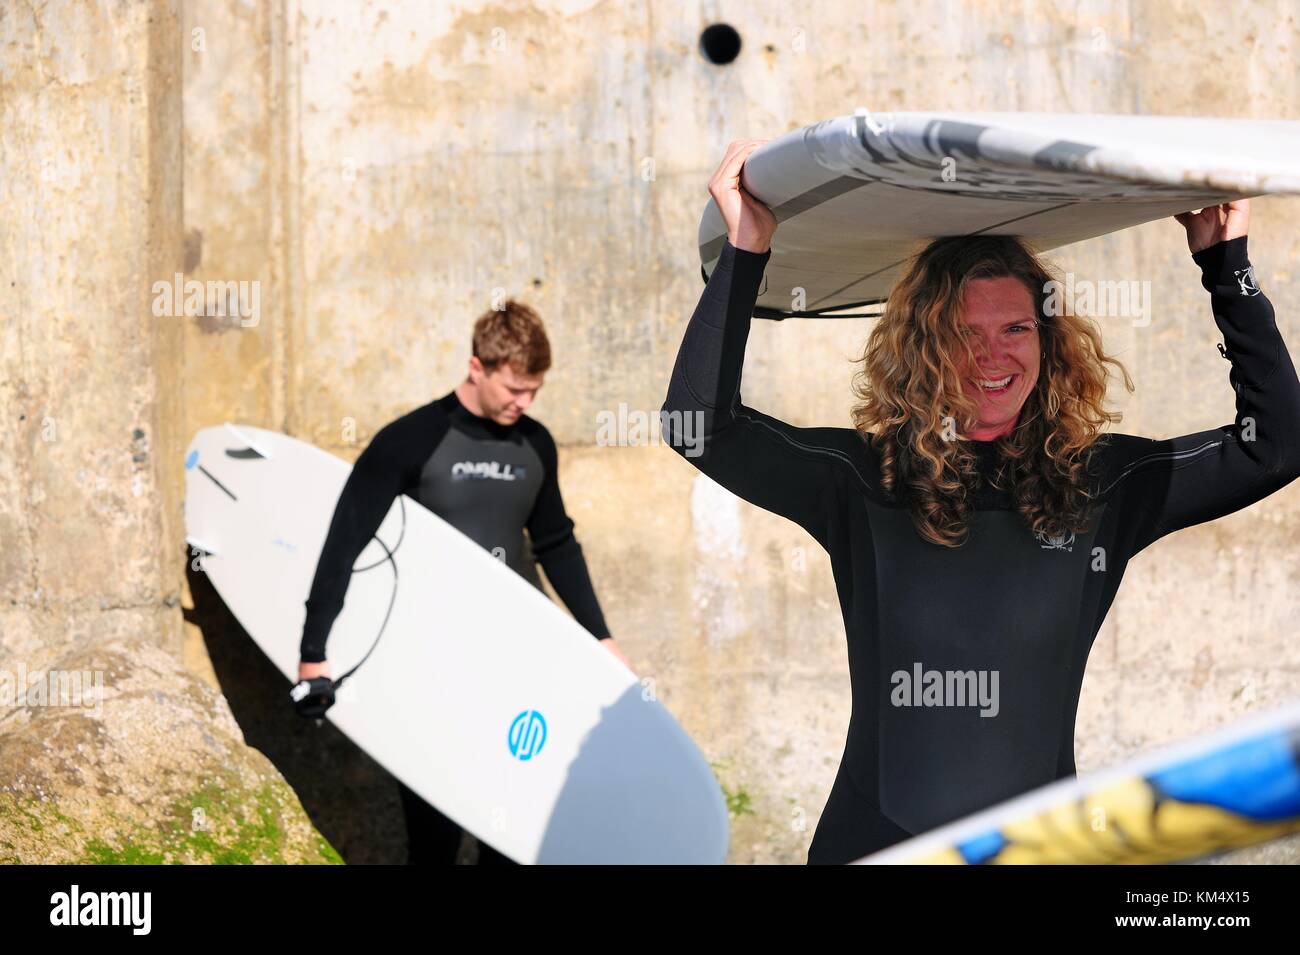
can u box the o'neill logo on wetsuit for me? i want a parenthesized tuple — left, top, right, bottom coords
(451, 461, 525, 481)
(1234, 266, 1261, 297)
(1034, 529, 1075, 552)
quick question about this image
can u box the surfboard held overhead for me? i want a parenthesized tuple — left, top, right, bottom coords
(698, 110, 1300, 317)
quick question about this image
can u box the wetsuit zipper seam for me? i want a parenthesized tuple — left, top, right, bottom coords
(730, 405, 878, 496)
(679, 372, 716, 415)
(1097, 438, 1223, 498)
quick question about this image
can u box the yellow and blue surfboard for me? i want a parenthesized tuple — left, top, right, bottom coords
(857, 701, 1300, 864)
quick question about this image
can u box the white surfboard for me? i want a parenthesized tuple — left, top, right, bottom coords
(699, 110, 1300, 316)
(184, 424, 728, 863)
(855, 700, 1300, 865)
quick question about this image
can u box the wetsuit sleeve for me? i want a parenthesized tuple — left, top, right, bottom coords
(299, 419, 429, 663)
(1124, 235, 1300, 554)
(661, 239, 837, 550)
(524, 426, 611, 640)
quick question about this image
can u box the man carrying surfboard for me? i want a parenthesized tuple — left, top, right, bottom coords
(663, 140, 1300, 863)
(297, 299, 629, 864)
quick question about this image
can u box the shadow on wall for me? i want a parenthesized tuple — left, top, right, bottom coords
(183, 544, 426, 864)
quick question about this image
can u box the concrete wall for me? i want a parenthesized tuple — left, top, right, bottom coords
(2, 1, 184, 664)
(5, 0, 1298, 863)
(0, 2, 343, 865)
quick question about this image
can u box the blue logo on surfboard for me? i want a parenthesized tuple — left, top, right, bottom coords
(508, 710, 547, 761)
(185, 450, 198, 470)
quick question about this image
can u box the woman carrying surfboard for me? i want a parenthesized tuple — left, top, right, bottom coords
(663, 140, 1300, 864)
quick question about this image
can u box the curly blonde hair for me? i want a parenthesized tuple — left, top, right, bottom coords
(849, 235, 1135, 547)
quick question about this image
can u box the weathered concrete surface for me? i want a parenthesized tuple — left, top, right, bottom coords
(1, 0, 333, 864)
(4, 0, 1298, 864)
(0, 636, 339, 863)
(1, 0, 185, 649)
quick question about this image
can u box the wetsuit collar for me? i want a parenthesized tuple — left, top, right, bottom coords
(442, 388, 517, 440)
(967, 438, 1014, 507)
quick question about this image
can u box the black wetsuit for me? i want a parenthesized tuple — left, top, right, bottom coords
(299, 388, 610, 864)
(662, 235, 1300, 864)
(300, 388, 609, 662)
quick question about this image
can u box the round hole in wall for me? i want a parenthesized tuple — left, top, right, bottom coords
(699, 24, 742, 65)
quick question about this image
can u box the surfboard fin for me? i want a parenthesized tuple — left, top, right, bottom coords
(223, 423, 273, 460)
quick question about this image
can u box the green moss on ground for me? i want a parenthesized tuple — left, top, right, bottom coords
(0, 773, 342, 864)
(709, 758, 756, 819)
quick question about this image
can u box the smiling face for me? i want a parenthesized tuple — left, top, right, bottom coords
(955, 276, 1042, 441)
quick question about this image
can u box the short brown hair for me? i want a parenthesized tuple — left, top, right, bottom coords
(471, 299, 552, 375)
